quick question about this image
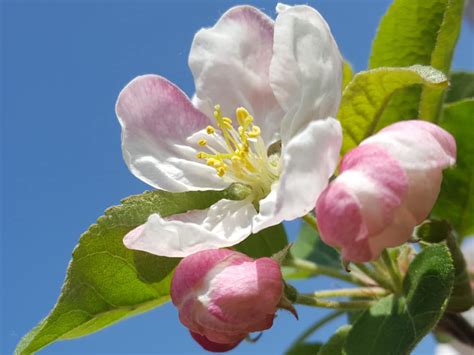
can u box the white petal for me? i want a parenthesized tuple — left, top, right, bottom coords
(192, 93, 214, 118)
(363, 121, 455, 172)
(366, 206, 418, 260)
(116, 75, 227, 191)
(253, 117, 342, 232)
(189, 5, 284, 144)
(270, 4, 343, 143)
(123, 199, 257, 257)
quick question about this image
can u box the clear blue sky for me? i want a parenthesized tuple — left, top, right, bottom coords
(2, 0, 473, 354)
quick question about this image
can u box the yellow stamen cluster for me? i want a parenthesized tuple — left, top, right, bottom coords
(195, 104, 280, 201)
(196, 105, 261, 178)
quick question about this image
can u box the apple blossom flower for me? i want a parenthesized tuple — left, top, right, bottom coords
(116, 4, 343, 257)
(170, 249, 286, 352)
(316, 121, 456, 262)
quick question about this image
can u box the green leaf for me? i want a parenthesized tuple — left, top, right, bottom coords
(338, 65, 448, 154)
(369, 0, 464, 122)
(444, 232, 473, 312)
(417, 220, 472, 312)
(445, 71, 474, 103)
(291, 222, 340, 267)
(15, 187, 239, 354)
(286, 311, 344, 355)
(283, 222, 340, 279)
(346, 310, 363, 325)
(344, 244, 455, 355)
(343, 61, 354, 90)
(433, 99, 474, 239)
(318, 325, 351, 355)
(235, 223, 287, 258)
(416, 219, 452, 243)
(286, 342, 323, 355)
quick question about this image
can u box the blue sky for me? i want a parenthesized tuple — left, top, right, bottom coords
(2, 0, 473, 354)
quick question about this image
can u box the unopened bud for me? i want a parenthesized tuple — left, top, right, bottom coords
(171, 249, 287, 352)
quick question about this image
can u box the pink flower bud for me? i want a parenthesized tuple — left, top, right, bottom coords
(316, 121, 456, 262)
(171, 249, 284, 351)
(189, 331, 242, 352)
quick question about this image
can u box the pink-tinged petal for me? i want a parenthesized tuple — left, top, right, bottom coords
(363, 120, 456, 222)
(123, 199, 257, 257)
(116, 75, 228, 192)
(380, 120, 456, 161)
(206, 257, 283, 331)
(363, 120, 456, 172)
(180, 300, 248, 344)
(366, 207, 418, 260)
(402, 169, 444, 224)
(253, 117, 342, 233)
(316, 144, 409, 262)
(190, 331, 243, 353)
(316, 181, 372, 262)
(339, 144, 409, 230)
(270, 4, 343, 143)
(189, 5, 283, 144)
(171, 249, 249, 307)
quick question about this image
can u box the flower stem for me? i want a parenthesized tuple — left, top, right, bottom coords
(354, 263, 395, 292)
(295, 294, 374, 310)
(381, 250, 403, 293)
(290, 310, 344, 346)
(303, 213, 318, 230)
(287, 258, 365, 286)
(311, 287, 389, 299)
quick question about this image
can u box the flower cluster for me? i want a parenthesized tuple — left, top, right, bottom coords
(116, 3, 457, 352)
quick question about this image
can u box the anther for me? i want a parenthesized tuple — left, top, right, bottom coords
(236, 107, 249, 125)
(206, 158, 221, 167)
(248, 126, 261, 138)
(198, 139, 207, 146)
(206, 126, 215, 134)
(213, 105, 222, 119)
